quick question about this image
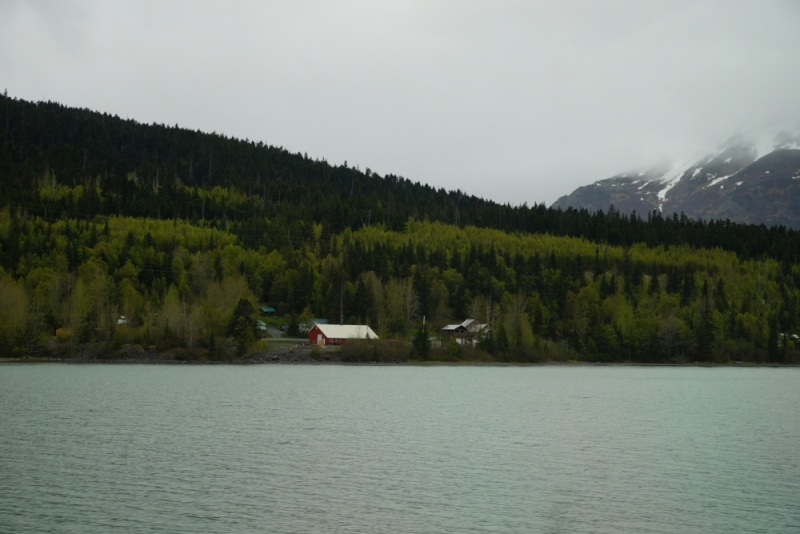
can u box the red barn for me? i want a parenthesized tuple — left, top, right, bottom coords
(308, 324, 379, 346)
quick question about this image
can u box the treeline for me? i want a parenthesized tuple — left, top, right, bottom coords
(2, 94, 800, 263)
(1, 213, 798, 363)
(1, 93, 800, 362)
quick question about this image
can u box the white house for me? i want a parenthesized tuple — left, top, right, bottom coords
(441, 318, 489, 345)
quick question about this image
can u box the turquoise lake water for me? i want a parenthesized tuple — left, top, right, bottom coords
(1, 364, 798, 533)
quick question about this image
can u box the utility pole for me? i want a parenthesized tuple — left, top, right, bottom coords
(340, 279, 344, 325)
(5, 90, 9, 142)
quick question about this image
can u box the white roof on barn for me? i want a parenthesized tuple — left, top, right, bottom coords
(315, 324, 378, 339)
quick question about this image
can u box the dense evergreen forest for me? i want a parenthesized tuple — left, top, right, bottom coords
(1, 94, 798, 362)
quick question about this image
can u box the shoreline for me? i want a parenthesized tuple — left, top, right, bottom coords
(1, 357, 796, 368)
(3, 342, 796, 368)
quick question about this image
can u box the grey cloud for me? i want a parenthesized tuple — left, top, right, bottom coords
(2, 0, 800, 205)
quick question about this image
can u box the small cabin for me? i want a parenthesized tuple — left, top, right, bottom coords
(260, 306, 277, 315)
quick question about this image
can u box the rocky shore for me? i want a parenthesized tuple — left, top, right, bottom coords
(10, 342, 346, 364)
(6, 342, 794, 366)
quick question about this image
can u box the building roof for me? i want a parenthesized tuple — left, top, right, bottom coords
(260, 306, 276, 313)
(442, 319, 476, 331)
(300, 319, 331, 334)
(442, 319, 489, 335)
(314, 324, 378, 339)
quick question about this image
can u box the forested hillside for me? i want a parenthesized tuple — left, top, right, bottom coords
(3, 95, 800, 262)
(1, 94, 799, 362)
(1, 214, 798, 363)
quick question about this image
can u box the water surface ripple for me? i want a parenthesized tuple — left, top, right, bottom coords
(1, 365, 798, 533)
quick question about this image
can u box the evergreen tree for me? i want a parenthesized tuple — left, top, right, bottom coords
(287, 314, 300, 338)
(413, 268, 431, 320)
(649, 273, 660, 295)
(666, 266, 681, 294)
(680, 270, 695, 306)
(715, 279, 728, 312)
(696, 281, 715, 361)
(229, 298, 255, 356)
(767, 314, 779, 363)
(412, 321, 431, 360)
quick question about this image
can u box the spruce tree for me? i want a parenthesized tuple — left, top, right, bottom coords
(696, 281, 716, 361)
(649, 273, 660, 295)
(229, 299, 255, 356)
(413, 322, 431, 360)
(287, 314, 300, 338)
(767, 314, 779, 363)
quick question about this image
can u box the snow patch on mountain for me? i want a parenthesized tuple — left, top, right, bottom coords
(552, 127, 800, 226)
(655, 160, 693, 209)
(705, 174, 732, 188)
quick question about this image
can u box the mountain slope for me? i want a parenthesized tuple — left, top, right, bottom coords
(4, 94, 800, 264)
(553, 134, 800, 228)
(0, 95, 514, 234)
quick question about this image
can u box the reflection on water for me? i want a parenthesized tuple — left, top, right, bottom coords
(1, 365, 799, 533)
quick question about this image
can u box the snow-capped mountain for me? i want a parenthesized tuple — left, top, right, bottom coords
(552, 132, 800, 228)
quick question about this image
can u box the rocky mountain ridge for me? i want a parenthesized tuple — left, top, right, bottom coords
(553, 133, 800, 228)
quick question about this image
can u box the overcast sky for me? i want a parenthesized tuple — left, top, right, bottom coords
(2, 1, 800, 205)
